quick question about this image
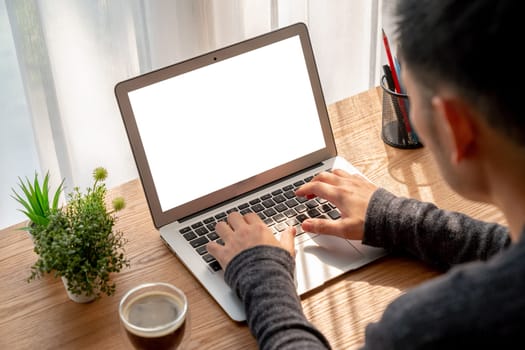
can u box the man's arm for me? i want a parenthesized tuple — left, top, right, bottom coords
(295, 170, 510, 270)
(225, 246, 331, 350)
(207, 212, 330, 349)
(363, 188, 511, 270)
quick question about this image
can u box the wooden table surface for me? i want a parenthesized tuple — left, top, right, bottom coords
(0, 86, 506, 350)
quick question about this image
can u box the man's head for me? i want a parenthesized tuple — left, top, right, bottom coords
(393, 0, 524, 203)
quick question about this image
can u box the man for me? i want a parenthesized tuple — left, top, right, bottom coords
(207, 0, 525, 348)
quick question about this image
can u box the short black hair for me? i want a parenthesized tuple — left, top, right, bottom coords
(394, 0, 524, 147)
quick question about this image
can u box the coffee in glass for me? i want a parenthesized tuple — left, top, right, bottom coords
(119, 283, 189, 349)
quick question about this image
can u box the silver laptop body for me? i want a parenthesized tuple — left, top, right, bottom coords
(115, 22, 386, 322)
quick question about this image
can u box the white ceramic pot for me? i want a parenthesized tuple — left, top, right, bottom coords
(61, 277, 96, 303)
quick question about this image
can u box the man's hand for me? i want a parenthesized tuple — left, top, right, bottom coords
(206, 212, 296, 270)
(295, 169, 378, 240)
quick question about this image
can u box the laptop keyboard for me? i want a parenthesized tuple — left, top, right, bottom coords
(178, 174, 341, 272)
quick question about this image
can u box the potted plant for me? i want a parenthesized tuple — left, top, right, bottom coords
(13, 167, 130, 303)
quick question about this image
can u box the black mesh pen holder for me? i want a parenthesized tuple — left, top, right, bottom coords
(380, 75, 423, 149)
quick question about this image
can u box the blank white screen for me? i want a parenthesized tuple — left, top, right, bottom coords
(128, 36, 325, 212)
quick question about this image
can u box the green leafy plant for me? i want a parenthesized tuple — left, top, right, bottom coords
(27, 167, 130, 299)
(11, 171, 64, 229)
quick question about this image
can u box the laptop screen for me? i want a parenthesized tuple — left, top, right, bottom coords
(116, 23, 337, 227)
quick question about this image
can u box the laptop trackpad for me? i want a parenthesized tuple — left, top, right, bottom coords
(295, 235, 364, 294)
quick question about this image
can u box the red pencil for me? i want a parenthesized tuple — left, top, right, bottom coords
(381, 29, 413, 136)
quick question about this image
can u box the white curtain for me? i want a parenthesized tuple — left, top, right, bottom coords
(1, 0, 383, 229)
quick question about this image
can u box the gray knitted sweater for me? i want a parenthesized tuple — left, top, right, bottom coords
(224, 188, 525, 349)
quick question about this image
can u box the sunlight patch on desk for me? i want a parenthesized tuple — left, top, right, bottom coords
(301, 279, 403, 349)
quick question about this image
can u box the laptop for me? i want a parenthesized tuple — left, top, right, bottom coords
(114, 22, 386, 322)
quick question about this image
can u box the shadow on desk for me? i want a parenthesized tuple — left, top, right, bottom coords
(299, 252, 441, 350)
(383, 143, 506, 226)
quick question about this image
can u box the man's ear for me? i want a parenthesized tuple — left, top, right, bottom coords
(431, 95, 477, 164)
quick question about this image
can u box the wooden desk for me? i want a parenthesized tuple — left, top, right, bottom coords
(0, 87, 505, 350)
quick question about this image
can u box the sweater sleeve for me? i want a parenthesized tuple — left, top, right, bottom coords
(224, 245, 331, 350)
(363, 188, 511, 270)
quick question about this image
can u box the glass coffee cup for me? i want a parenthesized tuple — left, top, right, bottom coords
(119, 282, 190, 350)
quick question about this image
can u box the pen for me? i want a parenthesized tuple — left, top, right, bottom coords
(382, 64, 395, 91)
(393, 56, 406, 94)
